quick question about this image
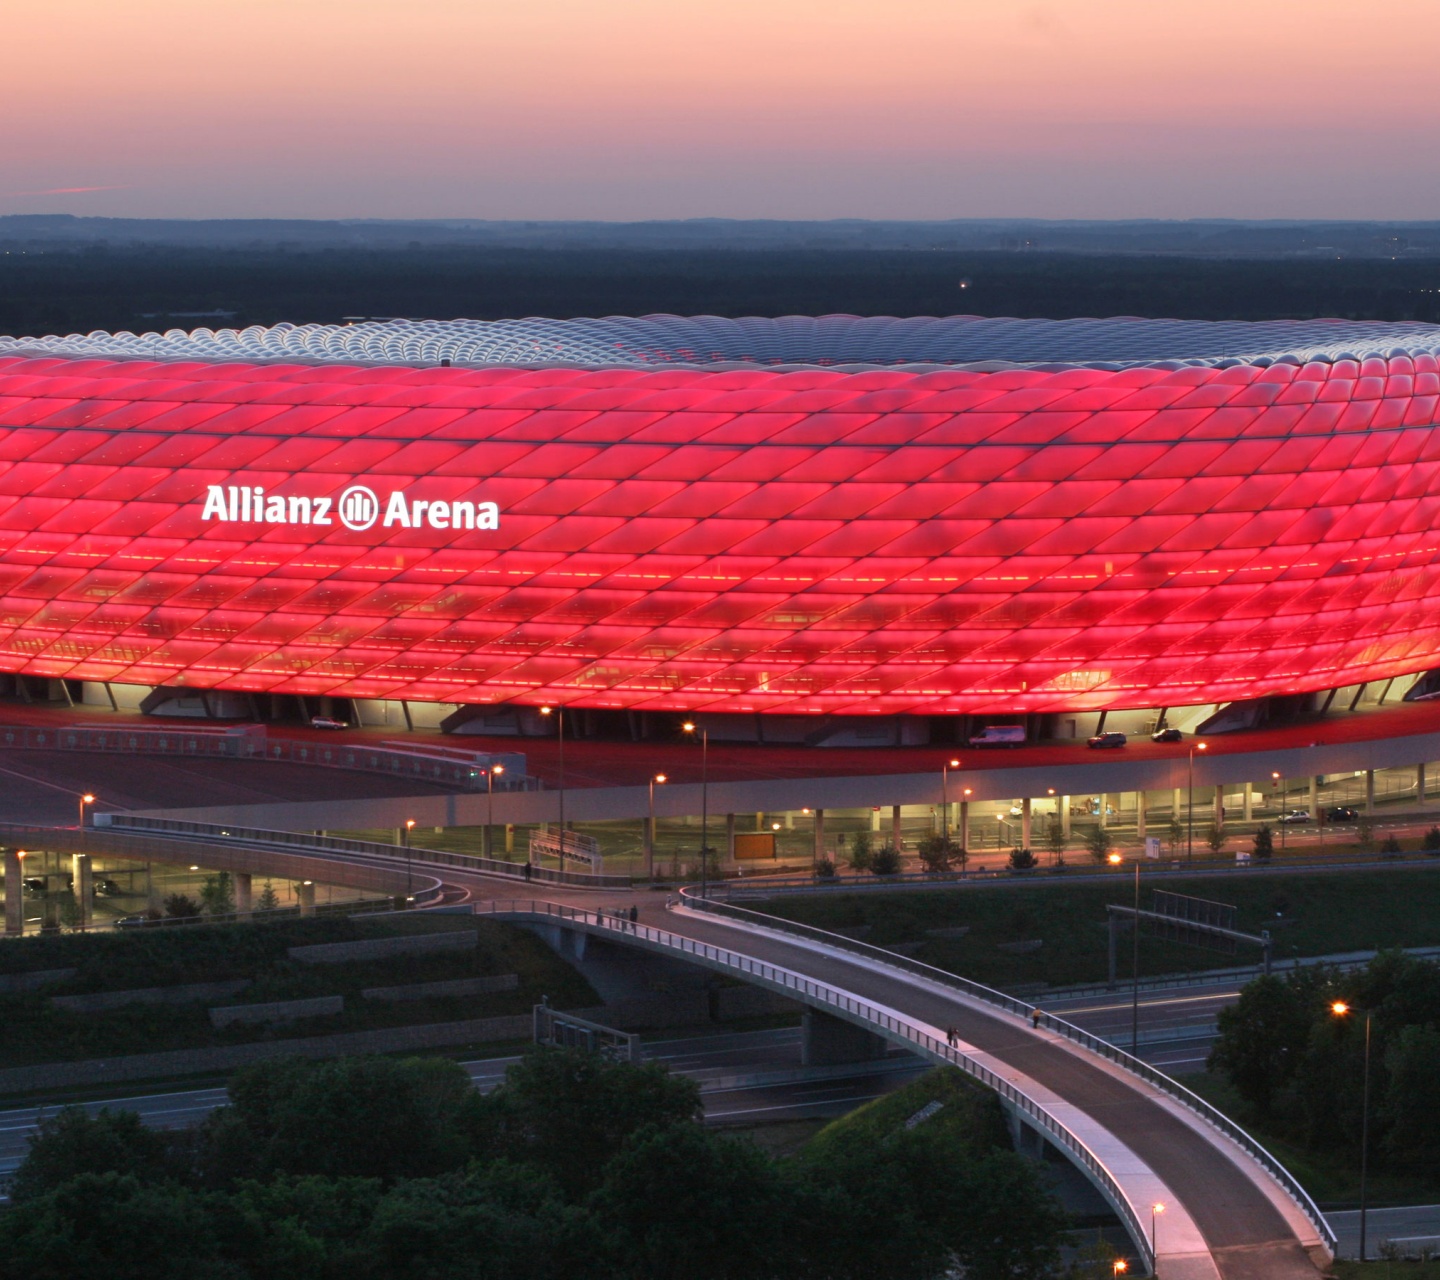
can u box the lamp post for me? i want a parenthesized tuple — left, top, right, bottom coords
(1332, 1001, 1372, 1260)
(1151, 1202, 1165, 1267)
(79, 792, 94, 830)
(1112, 1260, 1127, 1278)
(485, 765, 504, 858)
(646, 773, 666, 881)
(681, 722, 709, 897)
(1109, 851, 1141, 1052)
(1273, 771, 1285, 852)
(1186, 742, 1207, 863)
(941, 758, 960, 843)
(404, 819, 415, 901)
(539, 706, 565, 867)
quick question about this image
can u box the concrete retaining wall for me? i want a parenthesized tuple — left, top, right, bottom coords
(209, 995, 344, 1028)
(362, 974, 518, 1002)
(53, 980, 251, 1012)
(288, 931, 476, 965)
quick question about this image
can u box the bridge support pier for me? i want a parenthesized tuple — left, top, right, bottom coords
(71, 854, 92, 929)
(801, 1008, 887, 1066)
(1135, 790, 1147, 840)
(1308, 776, 1319, 820)
(298, 880, 315, 917)
(891, 805, 901, 850)
(4, 847, 22, 936)
(234, 872, 252, 919)
(1365, 769, 1375, 814)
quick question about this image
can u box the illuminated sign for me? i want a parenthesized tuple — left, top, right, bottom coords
(200, 484, 500, 532)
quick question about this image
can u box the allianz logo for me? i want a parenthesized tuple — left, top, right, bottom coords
(200, 484, 500, 532)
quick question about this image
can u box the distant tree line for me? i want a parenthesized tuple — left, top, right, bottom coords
(5, 246, 1440, 337)
(0, 1050, 1065, 1280)
(1208, 951, 1440, 1172)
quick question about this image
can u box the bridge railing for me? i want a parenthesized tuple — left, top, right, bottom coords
(679, 888, 1337, 1256)
(92, 815, 632, 889)
(474, 897, 1154, 1274)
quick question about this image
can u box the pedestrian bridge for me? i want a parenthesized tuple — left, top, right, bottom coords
(479, 894, 1334, 1280)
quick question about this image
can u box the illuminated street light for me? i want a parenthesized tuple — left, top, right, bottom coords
(79, 792, 95, 830)
(1151, 1202, 1165, 1263)
(646, 773, 666, 880)
(1332, 1000, 1373, 1260)
(539, 706, 566, 870)
(681, 721, 710, 897)
(941, 757, 961, 843)
(484, 764, 504, 858)
(404, 819, 415, 900)
(1187, 742, 1207, 862)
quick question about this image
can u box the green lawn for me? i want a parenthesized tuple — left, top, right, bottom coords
(753, 865, 1438, 991)
(0, 913, 596, 1069)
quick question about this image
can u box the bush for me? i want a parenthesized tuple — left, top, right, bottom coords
(1084, 824, 1113, 863)
(1252, 825, 1274, 862)
(1008, 847, 1036, 870)
(869, 844, 902, 876)
(1423, 826, 1440, 854)
(1357, 815, 1375, 852)
(1381, 835, 1403, 857)
(915, 835, 961, 874)
(814, 858, 837, 880)
(162, 893, 201, 919)
(1206, 822, 1225, 853)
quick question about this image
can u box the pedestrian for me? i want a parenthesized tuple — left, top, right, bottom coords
(523, 861, 532, 882)
(1030, 1008, 1042, 1030)
(629, 904, 638, 929)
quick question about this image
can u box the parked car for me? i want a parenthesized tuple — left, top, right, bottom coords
(1151, 727, 1182, 742)
(1279, 808, 1312, 824)
(22, 876, 45, 896)
(115, 915, 149, 929)
(1325, 806, 1359, 822)
(309, 715, 348, 730)
(1087, 731, 1128, 749)
(94, 878, 123, 898)
(967, 725, 1026, 748)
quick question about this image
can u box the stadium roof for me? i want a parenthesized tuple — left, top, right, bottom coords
(5, 314, 1440, 371)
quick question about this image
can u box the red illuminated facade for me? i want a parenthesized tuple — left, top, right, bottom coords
(1, 325, 1438, 715)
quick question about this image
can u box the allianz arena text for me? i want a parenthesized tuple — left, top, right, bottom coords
(2, 313, 1439, 717)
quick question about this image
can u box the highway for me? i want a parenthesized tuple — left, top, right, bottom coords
(0, 1027, 925, 1184)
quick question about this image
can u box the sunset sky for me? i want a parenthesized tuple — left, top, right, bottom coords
(5, 0, 1439, 221)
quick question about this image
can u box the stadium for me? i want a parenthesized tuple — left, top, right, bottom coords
(1, 313, 1439, 742)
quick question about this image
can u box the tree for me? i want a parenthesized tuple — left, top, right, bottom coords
(199, 871, 234, 917)
(223, 1055, 477, 1182)
(1205, 822, 1225, 854)
(1380, 835, 1403, 856)
(1008, 846, 1037, 870)
(1043, 814, 1066, 866)
(1167, 816, 1184, 857)
(846, 830, 873, 872)
(1208, 972, 1321, 1117)
(1252, 825, 1274, 862)
(1084, 824, 1113, 863)
(475, 1047, 702, 1198)
(10, 1108, 175, 1204)
(1422, 826, 1440, 854)
(1356, 815, 1375, 852)
(1383, 1025, 1440, 1171)
(592, 1122, 794, 1280)
(869, 843, 902, 876)
(815, 857, 837, 880)
(256, 880, 281, 911)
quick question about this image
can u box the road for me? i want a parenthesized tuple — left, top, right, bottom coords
(0, 1027, 925, 1183)
(1328, 1206, 1440, 1260)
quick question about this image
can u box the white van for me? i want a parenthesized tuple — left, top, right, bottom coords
(968, 725, 1026, 748)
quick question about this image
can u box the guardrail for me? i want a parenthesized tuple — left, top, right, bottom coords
(679, 888, 1337, 1257)
(0, 722, 529, 793)
(92, 814, 633, 889)
(475, 898, 1155, 1274)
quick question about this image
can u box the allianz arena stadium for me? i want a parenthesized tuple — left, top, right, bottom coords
(1, 313, 1439, 725)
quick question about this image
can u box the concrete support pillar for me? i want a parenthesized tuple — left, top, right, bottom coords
(756, 811, 765, 831)
(298, 880, 316, 917)
(1061, 797, 1072, 838)
(4, 847, 23, 936)
(801, 1008, 888, 1066)
(891, 805, 902, 850)
(1172, 787, 1183, 821)
(505, 824, 515, 855)
(813, 809, 825, 863)
(785, 810, 795, 830)
(1419, 763, 1427, 802)
(70, 854, 92, 930)
(1021, 797, 1032, 850)
(725, 813, 736, 862)
(1243, 787, 1253, 822)
(870, 807, 881, 832)
(147, 863, 163, 914)
(1135, 790, 1147, 840)
(482, 825, 493, 859)
(1098, 794, 1108, 829)
(959, 800, 970, 851)
(234, 872, 252, 918)
(1308, 776, 1319, 820)
(1365, 769, 1376, 814)
(1214, 785, 1225, 830)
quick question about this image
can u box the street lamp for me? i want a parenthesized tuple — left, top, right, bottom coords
(484, 764, 504, 859)
(1151, 1202, 1165, 1265)
(646, 773, 666, 880)
(1108, 852, 1142, 1052)
(1113, 1261, 1127, 1277)
(79, 793, 94, 830)
(1332, 1001, 1372, 1260)
(1187, 742, 1207, 862)
(404, 819, 415, 900)
(539, 706, 566, 867)
(1273, 771, 1286, 852)
(941, 758, 960, 843)
(681, 722, 710, 897)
